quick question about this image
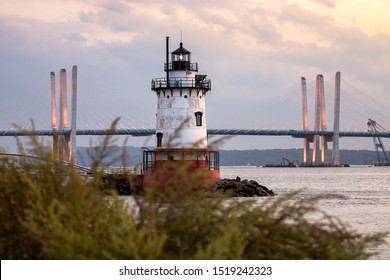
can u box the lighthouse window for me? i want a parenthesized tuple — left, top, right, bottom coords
(157, 132, 163, 147)
(195, 111, 203, 127)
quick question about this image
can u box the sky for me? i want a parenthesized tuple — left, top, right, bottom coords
(1, 0, 390, 152)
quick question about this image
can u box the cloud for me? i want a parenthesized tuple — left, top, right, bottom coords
(310, 0, 338, 8)
(0, 0, 389, 151)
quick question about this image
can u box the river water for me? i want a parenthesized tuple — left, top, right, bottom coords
(220, 165, 390, 259)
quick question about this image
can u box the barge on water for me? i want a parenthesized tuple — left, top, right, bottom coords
(263, 158, 299, 168)
(263, 157, 350, 168)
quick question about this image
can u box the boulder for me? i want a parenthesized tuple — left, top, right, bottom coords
(210, 178, 275, 197)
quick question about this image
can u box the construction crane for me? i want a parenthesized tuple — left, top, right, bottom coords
(367, 118, 389, 166)
(281, 157, 299, 167)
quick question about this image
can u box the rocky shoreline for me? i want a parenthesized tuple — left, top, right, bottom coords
(210, 177, 275, 197)
(102, 174, 275, 197)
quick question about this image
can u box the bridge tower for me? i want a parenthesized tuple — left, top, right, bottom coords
(332, 71, 341, 165)
(50, 72, 58, 156)
(58, 69, 70, 162)
(301, 77, 310, 164)
(142, 37, 220, 186)
(301, 73, 342, 166)
(50, 66, 78, 163)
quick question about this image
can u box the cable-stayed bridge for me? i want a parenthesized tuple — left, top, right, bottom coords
(1, 67, 389, 166)
(1, 128, 389, 138)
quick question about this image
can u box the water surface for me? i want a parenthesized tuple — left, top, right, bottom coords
(221, 165, 390, 259)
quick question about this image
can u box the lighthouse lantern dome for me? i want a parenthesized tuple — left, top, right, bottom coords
(171, 42, 193, 71)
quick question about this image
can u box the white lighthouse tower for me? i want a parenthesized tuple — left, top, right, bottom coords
(142, 37, 220, 186)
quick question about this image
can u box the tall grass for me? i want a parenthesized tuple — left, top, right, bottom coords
(0, 131, 386, 259)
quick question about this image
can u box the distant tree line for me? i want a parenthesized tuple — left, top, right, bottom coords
(75, 147, 388, 167)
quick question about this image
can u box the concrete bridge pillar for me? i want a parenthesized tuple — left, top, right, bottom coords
(50, 72, 58, 157)
(332, 71, 341, 165)
(50, 67, 77, 163)
(319, 74, 328, 164)
(312, 75, 322, 165)
(301, 77, 310, 164)
(70, 66, 77, 164)
(58, 69, 70, 162)
(303, 72, 341, 166)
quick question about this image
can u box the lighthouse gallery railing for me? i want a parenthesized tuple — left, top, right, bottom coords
(151, 77, 211, 91)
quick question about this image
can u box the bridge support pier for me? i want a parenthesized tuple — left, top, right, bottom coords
(50, 66, 77, 163)
(58, 69, 70, 162)
(332, 72, 341, 165)
(319, 74, 328, 164)
(50, 72, 58, 156)
(302, 73, 341, 166)
(301, 77, 311, 164)
(312, 74, 324, 165)
(70, 66, 77, 163)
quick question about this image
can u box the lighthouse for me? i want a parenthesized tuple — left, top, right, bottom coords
(142, 37, 220, 186)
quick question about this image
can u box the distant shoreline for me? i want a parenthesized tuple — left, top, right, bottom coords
(74, 146, 388, 167)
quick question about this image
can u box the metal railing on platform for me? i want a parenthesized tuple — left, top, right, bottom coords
(151, 77, 211, 91)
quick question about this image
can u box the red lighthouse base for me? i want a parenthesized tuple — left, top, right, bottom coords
(141, 149, 220, 188)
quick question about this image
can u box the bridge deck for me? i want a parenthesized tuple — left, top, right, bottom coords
(1, 129, 389, 138)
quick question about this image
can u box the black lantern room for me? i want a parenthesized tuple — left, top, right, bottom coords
(171, 42, 193, 71)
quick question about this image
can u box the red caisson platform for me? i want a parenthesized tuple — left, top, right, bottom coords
(142, 149, 220, 187)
